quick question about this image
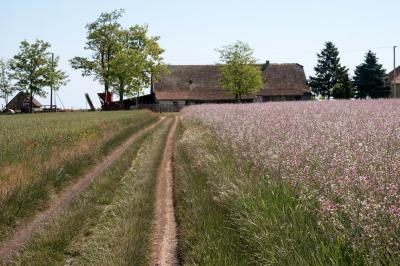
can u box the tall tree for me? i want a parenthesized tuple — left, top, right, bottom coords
(309, 42, 351, 99)
(70, 9, 124, 94)
(353, 51, 391, 99)
(217, 41, 263, 102)
(0, 59, 14, 106)
(331, 70, 354, 99)
(9, 40, 68, 112)
(110, 25, 167, 107)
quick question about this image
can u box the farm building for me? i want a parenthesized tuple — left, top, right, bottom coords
(388, 66, 400, 98)
(153, 62, 311, 105)
(6, 92, 42, 112)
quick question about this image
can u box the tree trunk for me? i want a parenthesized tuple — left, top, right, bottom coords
(105, 81, 109, 93)
(101, 51, 107, 93)
(29, 88, 33, 113)
(119, 83, 124, 109)
(105, 45, 111, 94)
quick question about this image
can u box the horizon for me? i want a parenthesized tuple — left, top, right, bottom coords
(1, 0, 399, 108)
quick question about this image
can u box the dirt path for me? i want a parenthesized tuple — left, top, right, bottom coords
(0, 119, 163, 264)
(151, 116, 179, 266)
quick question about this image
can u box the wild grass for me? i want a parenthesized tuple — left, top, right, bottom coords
(10, 117, 174, 265)
(177, 100, 400, 265)
(0, 111, 158, 242)
(174, 123, 252, 266)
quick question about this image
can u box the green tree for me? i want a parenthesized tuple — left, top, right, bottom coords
(331, 71, 353, 99)
(309, 42, 351, 99)
(46, 56, 69, 92)
(331, 83, 351, 99)
(110, 25, 167, 107)
(353, 51, 391, 99)
(0, 58, 14, 106)
(70, 9, 124, 94)
(9, 40, 68, 112)
(217, 41, 263, 102)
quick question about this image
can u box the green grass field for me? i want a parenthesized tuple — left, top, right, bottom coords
(0, 111, 158, 242)
(12, 117, 174, 265)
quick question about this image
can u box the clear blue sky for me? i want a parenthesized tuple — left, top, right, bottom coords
(1, 0, 399, 108)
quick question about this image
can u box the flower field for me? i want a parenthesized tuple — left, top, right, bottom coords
(179, 100, 400, 264)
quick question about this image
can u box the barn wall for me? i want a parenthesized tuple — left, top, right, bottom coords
(159, 100, 186, 105)
(390, 85, 400, 98)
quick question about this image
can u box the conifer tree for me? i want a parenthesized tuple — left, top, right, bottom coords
(353, 51, 391, 99)
(309, 42, 352, 99)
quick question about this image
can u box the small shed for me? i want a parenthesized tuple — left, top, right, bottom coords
(6, 92, 42, 112)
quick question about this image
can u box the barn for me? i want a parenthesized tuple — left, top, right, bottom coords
(6, 92, 42, 112)
(388, 65, 400, 98)
(153, 62, 311, 106)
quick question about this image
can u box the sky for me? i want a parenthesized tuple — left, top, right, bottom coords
(1, 0, 399, 109)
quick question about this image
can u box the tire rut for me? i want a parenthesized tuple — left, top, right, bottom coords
(151, 116, 179, 266)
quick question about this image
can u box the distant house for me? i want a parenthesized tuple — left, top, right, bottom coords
(387, 66, 400, 98)
(6, 92, 42, 112)
(153, 62, 311, 105)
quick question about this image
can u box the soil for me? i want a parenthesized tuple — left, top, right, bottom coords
(151, 117, 179, 266)
(0, 119, 163, 264)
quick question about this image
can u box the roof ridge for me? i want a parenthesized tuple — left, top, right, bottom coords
(387, 65, 400, 77)
(167, 63, 303, 67)
(168, 64, 218, 66)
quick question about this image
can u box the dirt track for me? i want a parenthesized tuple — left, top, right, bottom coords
(0, 119, 162, 264)
(151, 116, 179, 266)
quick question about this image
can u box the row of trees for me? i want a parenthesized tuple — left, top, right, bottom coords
(0, 41, 68, 112)
(0, 9, 167, 112)
(216, 40, 393, 102)
(309, 42, 391, 99)
(70, 9, 167, 106)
